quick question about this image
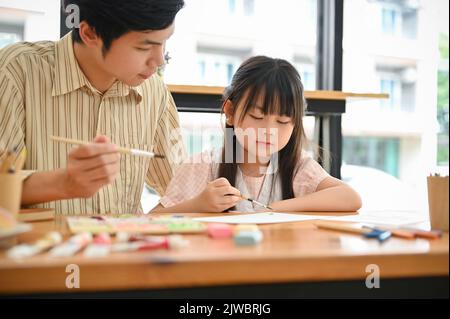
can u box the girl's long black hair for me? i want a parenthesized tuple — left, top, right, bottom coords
(218, 55, 307, 200)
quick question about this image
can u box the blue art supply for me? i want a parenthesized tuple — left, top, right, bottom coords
(363, 226, 392, 242)
(234, 230, 263, 246)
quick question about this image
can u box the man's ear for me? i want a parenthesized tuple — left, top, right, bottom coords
(78, 21, 102, 49)
(223, 99, 234, 126)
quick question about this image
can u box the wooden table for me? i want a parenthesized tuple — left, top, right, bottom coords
(168, 85, 388, 179)
(0, 212, 447, 298)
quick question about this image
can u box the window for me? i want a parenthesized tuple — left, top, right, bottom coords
(402, 8, 418, 39)
(164, 0, 318, 88)
(228, 0, 237, 14)
(378, 66, 417, 112)
(0, 29, 22, 48)
(294, 59, 316, 90)
(243, 0, 255, 16)
(343, 137, 400, 178)
(379, 74, 401, 111)
(0, 0, 60, 45)
(178, 112, 223, 156)
(382, 7, 399, 35)
(437, 33, 449, 166)
(343, 0, 448, 212)
(378, 0, 418, 38)
(227, 0, 254, 16)
(195, 50, 242, 86)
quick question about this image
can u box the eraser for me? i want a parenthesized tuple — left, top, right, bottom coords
(207, 223, 233, 239)
(234, 224, 259, 235)
(234, 230, 263, 246)
(93, 232, 111, 245)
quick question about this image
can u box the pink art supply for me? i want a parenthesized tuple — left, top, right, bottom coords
(207, 223, 233, 239)
(137, 237, 169, 251)
(93, 232, 112, 244)
(111, 235, 188, 252)
(84, 233, 112, 258)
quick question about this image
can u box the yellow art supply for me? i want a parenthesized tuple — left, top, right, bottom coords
(13, 148, 27, 172)
(234, 224, 259, 234)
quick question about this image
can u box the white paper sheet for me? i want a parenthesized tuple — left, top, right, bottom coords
(323, 211, 427, 226)
(193, 212, 330, 224)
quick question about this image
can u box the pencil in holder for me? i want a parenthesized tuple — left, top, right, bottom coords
(0, 173, 23, 218)
(427, 175, 449, 232)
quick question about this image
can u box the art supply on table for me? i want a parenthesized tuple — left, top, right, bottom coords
(234, 224, 260, 233)
(0, 147, 26, 173)
(49, 232, 92, 257)
(7, 231, 62, 259)
(207, 223, 233, 239)
(50, 135, 165, 159)
(0, 147, 25, 217)
(315, 221, 391, 243)
(66, 216, 206, 235)
(0, 208, 17, 230)
(401, 228, 443, 239)
(116, 231, 131, 243)
(194, 212, 327, 225)
(163, 218, 207, 234)
(111, 234, 188, 253)
(83, 233, 112, 258)
(17, 208, 55, 223)
(233, 224, 263, 246)
(0, 207, 32, 249)
(66, 216, 113, 234)
(0, 149, 17, 173)
(363, 225, 416, 240)
(323, 211, 426, 227)
(363, 225, 443, 240)
(427, 174, 449, 232)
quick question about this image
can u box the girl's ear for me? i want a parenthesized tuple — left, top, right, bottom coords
(223, 99, 234, 126)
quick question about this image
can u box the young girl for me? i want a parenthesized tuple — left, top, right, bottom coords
(152, 56, 362, 213)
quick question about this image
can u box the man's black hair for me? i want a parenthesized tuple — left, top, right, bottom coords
(64, 0, 184, 52)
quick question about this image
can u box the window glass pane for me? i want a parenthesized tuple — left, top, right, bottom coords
(164, 0, 318, 88)
(0, 30, 21, 48)
(343, 0, 449, 212)
(0, 0, 60, 46)
(437, 33, 449, 166)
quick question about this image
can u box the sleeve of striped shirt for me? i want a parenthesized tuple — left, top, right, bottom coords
(0, 70, 34, 180)
(145, 85, 187, 196)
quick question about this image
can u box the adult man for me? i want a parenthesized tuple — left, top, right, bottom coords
(0, 0, 186, 214)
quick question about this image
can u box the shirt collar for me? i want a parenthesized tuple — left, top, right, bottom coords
(52, 32, 143, 102)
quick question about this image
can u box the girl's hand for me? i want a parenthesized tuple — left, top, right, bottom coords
(196, 177, 241, 212)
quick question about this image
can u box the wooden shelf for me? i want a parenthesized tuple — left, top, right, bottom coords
(168, 84, 389, 100)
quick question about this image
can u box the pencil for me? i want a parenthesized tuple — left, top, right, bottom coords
(50, 136, 165, 159)
(0, 147, 19, 173)
(315, 221, 372, 235)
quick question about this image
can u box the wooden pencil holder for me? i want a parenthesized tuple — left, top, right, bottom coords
(427, 175, 449, 232)
(0, 173, 22, 218)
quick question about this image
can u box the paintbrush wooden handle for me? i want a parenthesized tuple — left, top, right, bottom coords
(50, 136, 162, 158)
